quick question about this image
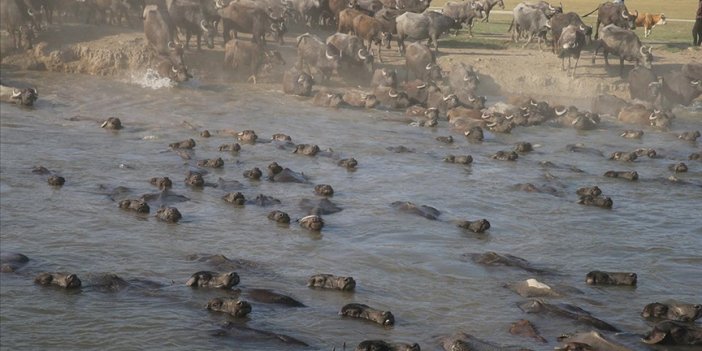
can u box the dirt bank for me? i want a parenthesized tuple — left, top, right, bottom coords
(2, 23, 700, 104)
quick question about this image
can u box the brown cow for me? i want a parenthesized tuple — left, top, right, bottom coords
(337, 7, 365, 33)
(352, 14, 391, 62)
(635, 12, 666, 38)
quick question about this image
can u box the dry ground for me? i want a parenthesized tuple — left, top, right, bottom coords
(1, 19, 700, 105)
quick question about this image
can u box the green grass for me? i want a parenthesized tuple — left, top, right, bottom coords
(431, 0, 697, 20)
(433, 6, 696, 52)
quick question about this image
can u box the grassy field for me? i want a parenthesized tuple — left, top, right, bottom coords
(431, 0, 697, 20)
(431, 0, 698, 51)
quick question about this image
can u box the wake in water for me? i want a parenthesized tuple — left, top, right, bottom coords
(129, 69, 175, 89)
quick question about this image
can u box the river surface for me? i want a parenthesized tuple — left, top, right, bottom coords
(1, 68, 701, 351)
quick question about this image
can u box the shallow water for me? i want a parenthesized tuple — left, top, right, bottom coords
(1, 69, 701, 351)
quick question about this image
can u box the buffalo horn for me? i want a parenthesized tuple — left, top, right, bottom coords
(171, 66, 178, 73)
(621, 10, 628, 19)
(647, 46, 652, 54)
(326, 93, 334, 98)
(653, 109, 660, 113)
(545, 21, 551, 29)
(381, 69, 387, 76)
(30, 88, 37, 95)
(201, 20, 209, 32)
(634, 10, 638, 17)
(487, 121, 497, 127)
(11, 89, 21, 98)
(554, 107, 567, 116)
(579, 24, 586, 31)
(325, 47, 334, 59)
(463, 74, 470, 81)
(468, 96, 476, 102)
(505, 114, 514, 120)
(530, 99, 538, 106)
(443, 94, 456, 101)
(548, 5, 555, 11)
(270, 23, 277, 30)
(168, 41, 176, 49)
(297, 75, 305, 83)
(416, 83, 426, 89)
(215, 0, 224, 9)
(571, 116, 582, 125)
(426, 63, 433, 70)
(481, 112, 490, 119)
(649, 113, 657, 120)
(357, 49, 367, 60)
(388, 89, 398, 98)
(691, 80, 700, 85)
(28, 8, 34, 16)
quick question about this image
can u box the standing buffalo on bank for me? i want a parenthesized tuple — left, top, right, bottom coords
(584, 1, 637, 39)
(1, 0, 36, 50)
(592, 24, 652, 77)
(557, 24, 586, 78)
(404, 42, 441, 81)
(352, 14, 392, 62)
(549, 12, 592, 53)
(442, 1, 484, 37)
(326, 33, 374, 73)
(167, 0, 215, 50)
(395, 11, 461, 54)
(216, 0, 285, 45)
(510, 2, 551, 49)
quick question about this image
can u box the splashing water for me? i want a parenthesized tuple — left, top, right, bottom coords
(129, 68, 175, 89)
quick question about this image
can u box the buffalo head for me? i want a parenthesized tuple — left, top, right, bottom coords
(639, 46, 653, 69)
(11, 88, 38, 106)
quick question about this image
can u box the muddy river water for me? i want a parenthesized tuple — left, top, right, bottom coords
(1, 68, 701, 350)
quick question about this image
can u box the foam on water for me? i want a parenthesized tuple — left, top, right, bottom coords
(129, 69, 175, 89)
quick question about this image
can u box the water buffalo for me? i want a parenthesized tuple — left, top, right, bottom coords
(342, 90, 379, 108)
(0, 252, 29, 273)
(395, 11, 460, 54)
(313, 90, 344, 107)
(610, 151, 637, 162)
(143, 4, 189, 79)
(510, 3, 551, 49)
(224, 39, 285, 84)
(627, 66, 660, 102)
(590, 1, 637, 39)
(296, 33, 341, 82)
(642, 302, 702, 322)
(186, 271, 240, 289)
(1, 0, 36, 50)
(477, 0, 505, 22)
(326, 32, 374, 73)
(315, 184, 334, 196)
(447, 62, 480, 95)
(557, 24, 587, 78)
(338, 7, 365, 33)
(119, 199, 150, 213)
(643, 321, 702, 346)
(307, 274, 356, 291)
(156, 206, 182, 222)
(283, 67, 315, 96)
(442, 1, 483, 37)
(550, 12, 592, 53)
(518, 299, 619, 331)
(586, 270, 636, 286)
(373, 86, 411, 109)
(340, 303, 394, 326)
(168, 0, 215, 50)
(618, 104, 672, 129)
(0, 84, 38, 106)
(35, 272, 82, 288)
(156, 58, 191, 83)
(206, 298, 252, 317)
(353, 13, 392, 62)
(439, 332, 525, 351)
(215, 0, 283, 45)
(404, 42, 441, 81)
(355, 340, 419, 351)
(592, 24, 652, 77)
(299, 214, 324, 231)
(556, 331, 635, 351)
(660, 70, 702, 107)
(370, 67, 397, 88)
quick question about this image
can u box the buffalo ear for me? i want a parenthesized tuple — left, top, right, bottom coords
(642, 329, 668, 344)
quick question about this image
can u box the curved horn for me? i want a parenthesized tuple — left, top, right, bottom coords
(271, 23, 277, 30)
(325, 47, 334, 59)
(487, 121, 497, 127)
(545, 21, 551, 29)
(168, 41, 176, 49)
(28, 8, 34, 16)
(215, 0, 224, 9)
(579, 24, 586, 31)
(548, 5, 555, 11)
(297, 75, 305, 83)
(442, 94, 455, 101)
(326, 93, 334, 98)
(381, 69, 388, 76)
(388, 89, 399, 98)
(530, 99, 538, 106)
(201, 20, 209, 32)
(12, 89, 22, 98)
(505, 114, 514, 120)
(649, 113, 657, 120)
(571, 116, 582, 125)
(416, 83, 426, 89)
(621, 10, 628, 19)
(463, 74, 471, 81)
(30, 88, 37, 95)
(357, 49, 367, 60)
(481, 112, 491, 119)
(171, 66, 178, 73)
(691, 80, 701, 85)
(653, 109, 660, 113)
(468, 96, 476, 102)
(426, 63, 433, 70)
(648, 46, 652, 54)
(554, 107, 567, 116)
(639, 46, 646, 56)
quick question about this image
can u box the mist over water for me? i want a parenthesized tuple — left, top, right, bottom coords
(1, 69, 701, 351)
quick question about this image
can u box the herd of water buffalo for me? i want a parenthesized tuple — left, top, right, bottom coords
(2, 0, 702, 350)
